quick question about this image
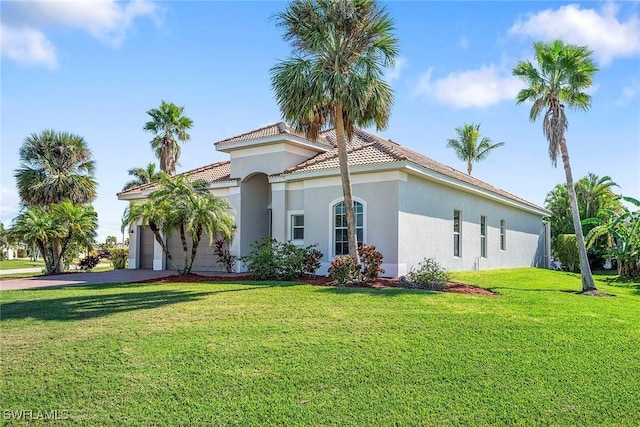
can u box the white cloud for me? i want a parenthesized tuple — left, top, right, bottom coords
(0, 25, 57, 68)
(509, 3, 640, 65)
(386, 57, 407, 83)
(616, 79, 639, 105)
(0, 0, 159, 67)
(412, 65, 524, 109)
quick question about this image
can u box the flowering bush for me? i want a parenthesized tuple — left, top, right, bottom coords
(358, 243, 385, 282)
(328, 255, 360, 285)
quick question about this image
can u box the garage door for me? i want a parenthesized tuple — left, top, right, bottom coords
(165, 232, 222, 272)
(139, 226, 155, 269)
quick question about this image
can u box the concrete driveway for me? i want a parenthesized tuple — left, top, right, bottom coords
(0, 269, 178, 291)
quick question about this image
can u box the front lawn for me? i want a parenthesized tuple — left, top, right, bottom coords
(0, 259, 45, 270)
(1, 268, 638, 425)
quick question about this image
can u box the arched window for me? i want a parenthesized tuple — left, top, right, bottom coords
(334, 201, 364, 256)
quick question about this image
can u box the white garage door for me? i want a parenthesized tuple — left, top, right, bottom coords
(165, 232, 222, 272)
(139, 226, 155, 269)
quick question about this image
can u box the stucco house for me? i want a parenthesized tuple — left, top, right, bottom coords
(118, 122, 551, 276)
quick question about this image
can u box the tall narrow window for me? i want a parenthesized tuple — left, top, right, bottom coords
(500, 219, 506, 250)
(480, 216, 487, 258)
(334, 201, 363, 256)
(453, 210, 461, 257)
(291, 214, 304, 241)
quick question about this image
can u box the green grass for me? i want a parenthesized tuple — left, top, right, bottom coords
(0, 261, 113, 280)
(0, 259, 45, 270)
(1, 268, 638, 425)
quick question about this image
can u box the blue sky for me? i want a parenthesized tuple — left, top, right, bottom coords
(1, 1, 639, 244)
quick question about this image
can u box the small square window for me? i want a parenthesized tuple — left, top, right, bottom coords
(291, 214, 304, 240)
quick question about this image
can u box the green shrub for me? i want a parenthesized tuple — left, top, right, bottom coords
(553, 234, 580, 273)
(240, 237, 323, 281)
(358, 243, 385, 282)
(110, 248, 128, 270)
(400, 258, 451, 291)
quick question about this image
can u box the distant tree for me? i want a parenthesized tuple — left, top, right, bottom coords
(144, 101, 193, 175)
(584, 196, 640, 278)
(105, 236, 118, 247)
(545, 174, 621, 268)
(271, 0, 398, 265)
(122, 174, 235, 274)
(0, 222, 9, 260)
(513, 40, 599, 293)
(14, 130, 97, 206)
(446, 123, 505, 175)
(122, 162, 162, 191)
(11, 202, 97, 273)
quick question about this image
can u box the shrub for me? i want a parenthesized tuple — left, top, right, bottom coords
(78, 254, 100, 272)
(358, 243, 385, 282)
(328, 255, 360, 285)
(110, 248, 128, 270)
(553, 234, 580, 273)
(214, 238, 236, 273)
(400, 258, 451, 291)
(240, 237, 323, 281)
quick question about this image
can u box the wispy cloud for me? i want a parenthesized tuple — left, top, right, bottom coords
(616, 79, 639, 105)
(0, 0, 161, 68)
(509, 3, 640, 65)
(386, 57, 408, 83)
(459, 36, 469, 50)
(412, 65, 523, 109)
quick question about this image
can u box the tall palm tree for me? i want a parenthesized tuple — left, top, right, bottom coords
(14, 130, 97, 206)
(513, 40, 599, 293)
(271, 0, 398, 264)
(446, 123, 505, 175)
(144, 101, 193, 175)
(122, 162, 162, 191)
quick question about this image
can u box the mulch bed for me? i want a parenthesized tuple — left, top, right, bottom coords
(135, 273, 497, 296)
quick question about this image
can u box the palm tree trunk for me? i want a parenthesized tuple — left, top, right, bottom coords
(149, 221, 179, 271)
(335, 103, 360, 267)
(179, 224, 189, 274)
(559, 140, 597, 292)
(186, 225, 202, 275)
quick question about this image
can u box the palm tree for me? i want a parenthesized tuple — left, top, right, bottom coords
(122, 162, 162, 191)
(513, 40, 599, 293)
(575, 173, 619, 221)
(50, 201, 98, 272)
(446, 123, 505, 175)
(11, 206, 65, 273)
(14, 130, 97, 206)
(143, 101, 193, 175)
(271, 0, 398, 264)
(122, 174, 235, 274)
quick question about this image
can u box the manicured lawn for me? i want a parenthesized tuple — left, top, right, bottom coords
(1, 269, 638, 425)
(0, 259, 45, 270)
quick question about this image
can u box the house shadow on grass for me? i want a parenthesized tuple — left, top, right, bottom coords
(0, 285, 271, 322)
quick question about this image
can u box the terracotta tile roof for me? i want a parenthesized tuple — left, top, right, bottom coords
(279, 128, 545, 212)
(214, 122, 334, 149)
(117, 161, 236, 197)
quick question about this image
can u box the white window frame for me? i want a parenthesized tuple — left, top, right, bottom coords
(500, 219, 507, 251)
(328, 196, 367, 257)
(453, 209, 462, 257)
(480, 215, 487, 258)
(287, 210, 305, 244)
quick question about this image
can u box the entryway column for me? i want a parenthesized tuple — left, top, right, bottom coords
(270, 181, 287, 242)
